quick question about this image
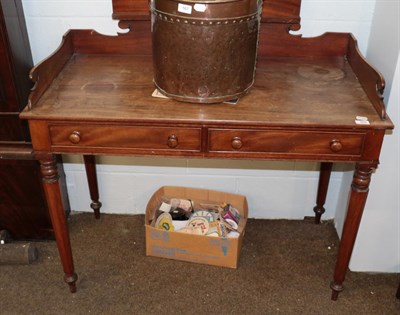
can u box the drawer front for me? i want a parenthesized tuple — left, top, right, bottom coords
(49, 125, 201, 152)
(208, 129, 365, 156)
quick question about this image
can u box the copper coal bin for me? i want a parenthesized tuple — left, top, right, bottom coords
(151, 0, 262, 103)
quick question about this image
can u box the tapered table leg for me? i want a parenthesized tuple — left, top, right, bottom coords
(330, 162, 377, 300)
(38, 154, 78, 292)
(313, 162, 333, 224)
(83, 155, 102, 219)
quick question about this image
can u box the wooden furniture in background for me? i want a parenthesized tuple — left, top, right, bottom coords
(0, 0, 69, 239)
(397, 282, 400, 299)
(20, 0, 394, 300)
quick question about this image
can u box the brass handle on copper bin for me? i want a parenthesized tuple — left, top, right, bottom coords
(167, 134, 178, 148)
(330, 139, 342, 152)
(231, 136, 243, 150)
(69, 131, 81, 144)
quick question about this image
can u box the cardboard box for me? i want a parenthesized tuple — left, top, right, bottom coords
(145, 186, 248, 268)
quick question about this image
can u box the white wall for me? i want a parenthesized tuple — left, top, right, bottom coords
(21, 1, 376, 220)
(339, 0, 400, 273)
(298, 0, 374, 53)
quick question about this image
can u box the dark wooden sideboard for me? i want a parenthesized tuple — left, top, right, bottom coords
(0, 0, 70, 240)
(20, 0, 393, 300)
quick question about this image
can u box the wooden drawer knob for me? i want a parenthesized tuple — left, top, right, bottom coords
(231, 137, 243, 150)
(167, 135, 178, 148)
(330, 139, 342, 152)
(69, 131, 81, 144)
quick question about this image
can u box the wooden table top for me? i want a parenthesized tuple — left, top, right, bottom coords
(21, 53, 392, 130)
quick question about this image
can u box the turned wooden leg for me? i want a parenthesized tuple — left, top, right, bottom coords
(313, 162, 333, 224)
(330, 162, 376, 300)
(83, 155, 102, 219)
(38, 154, 78, 293)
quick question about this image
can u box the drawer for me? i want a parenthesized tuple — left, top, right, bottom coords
(208, 129, 365, 156)
(49, 124, 202, 152)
